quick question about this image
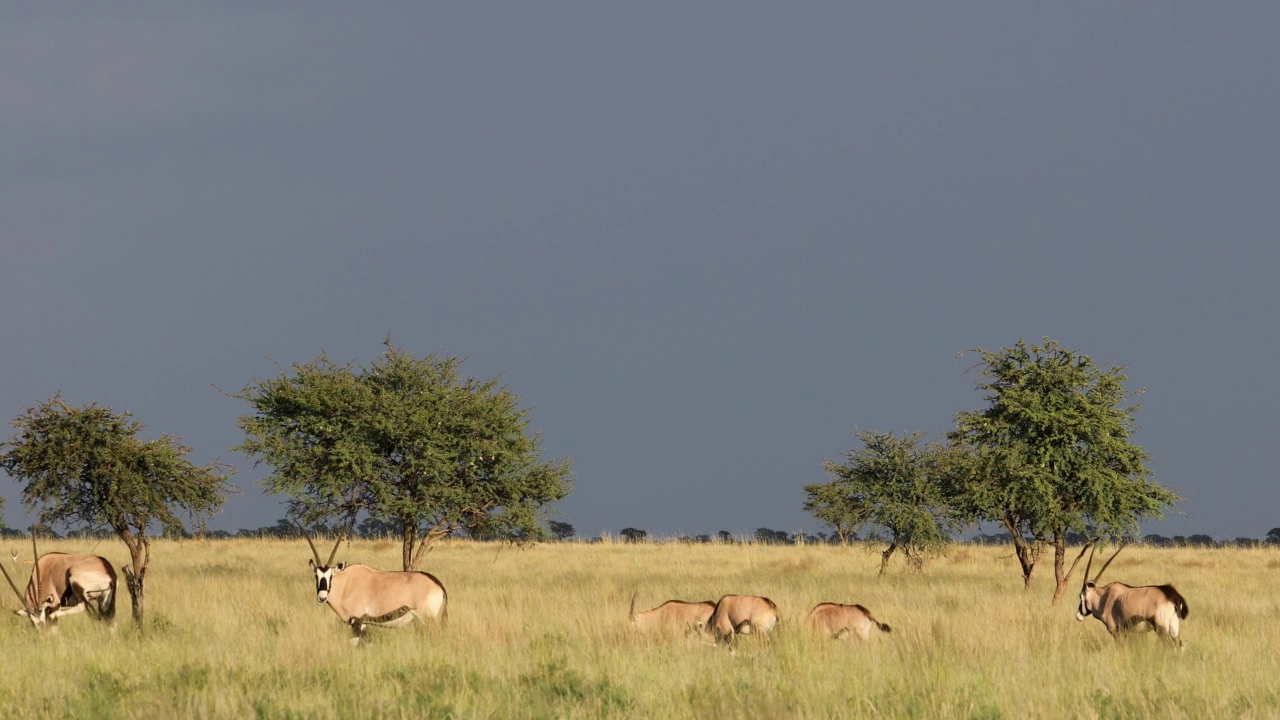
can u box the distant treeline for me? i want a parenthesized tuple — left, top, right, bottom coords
(4, 521, 1278, 548)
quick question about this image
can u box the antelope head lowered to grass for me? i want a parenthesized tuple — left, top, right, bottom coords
(303, 530, 448, 645)
(1076, 544, 1189, 648)
(705, 594, 780, 645)
(1, 535, 117, 629)
(629, 593, 715, 634)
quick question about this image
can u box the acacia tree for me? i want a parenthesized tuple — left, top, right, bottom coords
(234, 340, 574, 572)
(0, 396, 234, 624)
(807, 431, 963, 574)
(949, 338, 1182, 603)
(801, 479, 867, 545)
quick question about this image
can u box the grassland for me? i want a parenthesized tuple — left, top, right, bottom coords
(0, 538, 1275, 719)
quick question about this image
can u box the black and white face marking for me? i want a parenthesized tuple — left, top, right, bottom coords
(309, 559, 345, 604)
(1076, 583, 1096, 621)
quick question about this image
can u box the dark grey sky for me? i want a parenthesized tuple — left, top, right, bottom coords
(3, 4, 1277, 540)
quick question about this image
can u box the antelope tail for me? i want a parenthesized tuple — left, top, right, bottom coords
(440, 587, 449, 628)
(1161, 585, 1189, 620)
(100, 585, 117, 622)
(868, 611, 891, 634)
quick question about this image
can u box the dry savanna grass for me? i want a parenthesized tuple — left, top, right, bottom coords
(0, 539, 1276, 719)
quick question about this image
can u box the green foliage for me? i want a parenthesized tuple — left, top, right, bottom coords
(548, 521, 575, 541)
(1, 396, 233, 542)
(0, 395, 235, 621)
(949, 338, 1182, 590)
(233, 339, 573, 570)
(807, 430, 961, 572)
(802, 477, 870, 544)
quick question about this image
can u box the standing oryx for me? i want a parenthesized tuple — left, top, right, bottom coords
(629, 593, 715, 634)
(807, 602, 891, 640)
(1076, 544, 1189, 648)
(0, 536, 117, 629)
(304, 532, 448, 645)
(705, 594, 780, 644)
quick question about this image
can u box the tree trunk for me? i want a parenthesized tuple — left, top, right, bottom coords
(1004, 516, 1040, 589)
(123, 564, 146, 624)
(401, 523, 417, 572)
(1050, 536, 1094, 605)
(879, 542, 897, 575)
(116, 527, 150, 627)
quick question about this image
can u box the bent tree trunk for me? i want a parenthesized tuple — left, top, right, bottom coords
(401, 524, 417, 572)
(1004, 516, 1042, 590)
(1050, 535, 1094, 605)
(122, 564, 146, 624)
(118, 528, 151, 626)
(879, 541, 897, 575)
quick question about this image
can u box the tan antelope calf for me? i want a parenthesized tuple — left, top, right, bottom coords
(706, 594, 780, 644)
(807, 602, 891, 640)
(629, 593, 715, 634)
(1076, 545, 1189, 648)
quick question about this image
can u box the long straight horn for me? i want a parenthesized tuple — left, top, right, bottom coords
(629, 592, 638, 621)
(30, 534, 41, 608)
(299, 523, 323, 566)
(1081, 545, 1096, 590)
(326, 531, 343, 567)
(1093, 543, 1125, 583)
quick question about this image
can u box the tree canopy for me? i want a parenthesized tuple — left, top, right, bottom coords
(949, 338, 1182, 602)
(807, 430, 963, 574)
(1, 396, 235, 623)
(233, 339, 573, 571)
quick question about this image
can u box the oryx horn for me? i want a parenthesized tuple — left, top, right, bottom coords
(30, 533, 42, 608)
(1093, 543, 1125, 583)
(326, 532, 342, 567)
(299, 522, 324, 566)
(1081, 545, 1096, 590)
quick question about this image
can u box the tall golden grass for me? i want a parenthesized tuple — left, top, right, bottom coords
(0, 538, 1274, 719)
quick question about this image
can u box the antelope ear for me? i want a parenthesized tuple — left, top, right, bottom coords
(309, 559, 317, 570)
(1084, 581, 1096, 589)
(336, 562, 347, 571)
(14, 609, 28, 617)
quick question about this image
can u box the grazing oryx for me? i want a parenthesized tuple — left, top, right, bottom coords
(629, 593, 715, 634)
(1076, 544, 1189, 648)
(705, 594, 780, 644)
(807, 602, 891, 640)
(0, 537, 117, 629)
(304, 532, 448, 645)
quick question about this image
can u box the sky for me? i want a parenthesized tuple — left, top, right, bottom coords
(2, 4, 1277, 541)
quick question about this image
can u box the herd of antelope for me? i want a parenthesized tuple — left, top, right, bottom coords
(0, 534, 1190, 649)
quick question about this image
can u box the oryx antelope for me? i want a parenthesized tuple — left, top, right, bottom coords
(304, 532, 448, 645)
(629, 593, 715, 634)
(0, 537, 117, 629)
(705, 594, 780, 644)
(1076, 545, 1189, 648)
(807, 602, 891, 640)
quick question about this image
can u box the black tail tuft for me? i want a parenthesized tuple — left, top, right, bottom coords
(1160, 585, 1189, 619)
(878, 622, 892, 634)
(100, 586, 117, 622)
